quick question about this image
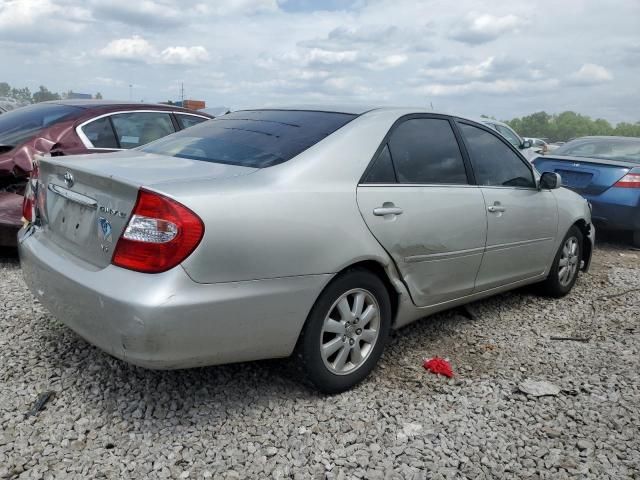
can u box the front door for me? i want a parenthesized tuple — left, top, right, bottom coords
(357, 116, 487, 307)
(457, 121, 558, 291)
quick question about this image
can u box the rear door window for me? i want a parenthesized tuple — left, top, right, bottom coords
(176, 114, 209, 130)
(387, 118, 468, 184)
(111, 112, 176, 148)
(141, 110, 357, 168)
(459, 123, 535, 188)
(80, 117, 118, 149)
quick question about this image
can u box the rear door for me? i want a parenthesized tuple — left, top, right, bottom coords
(357, 115, 487, 307)
(457, 121, 558, 290)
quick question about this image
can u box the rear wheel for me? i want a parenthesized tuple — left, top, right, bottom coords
(297, 269, 391, 394)
(539, 226, 583, 297)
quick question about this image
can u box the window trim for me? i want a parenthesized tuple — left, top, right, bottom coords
(76, 110, 209, 150)
(359, 113, 476, 186)
(454, 118, 537, 190)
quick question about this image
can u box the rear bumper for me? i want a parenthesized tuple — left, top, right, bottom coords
(586, 197, 640, 230)
(0, 191, 23, 247)
(19, 227, 330, 369)
(585, 189, 640, 231)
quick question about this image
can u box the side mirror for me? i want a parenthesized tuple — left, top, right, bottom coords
(539, 171, 561, 190)
(521, 140, 532, 149)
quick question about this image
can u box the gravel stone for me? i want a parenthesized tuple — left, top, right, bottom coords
(1, 236, 639, 478)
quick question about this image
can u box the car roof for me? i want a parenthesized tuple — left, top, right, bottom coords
(41, 99, 196, 110)
(233, 105, 484, 119)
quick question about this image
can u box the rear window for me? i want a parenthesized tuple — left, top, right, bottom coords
(554, 138, 640, 163)
(140, 110, 357, 168)
(0, 103, 82, 147)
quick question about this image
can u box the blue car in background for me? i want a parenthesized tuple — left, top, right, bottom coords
(533, 136, 640, 246)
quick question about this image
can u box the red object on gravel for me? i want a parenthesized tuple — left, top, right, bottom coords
(423, 357, 454, 378)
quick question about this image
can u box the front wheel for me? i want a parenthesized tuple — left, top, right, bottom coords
(297, 269, 391, 394)
(539, 226, 583, 297)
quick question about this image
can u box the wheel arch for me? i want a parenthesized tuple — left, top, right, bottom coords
(572, 218, 593, 271)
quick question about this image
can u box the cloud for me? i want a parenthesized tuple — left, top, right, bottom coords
(201, 0, 279, 15)
(450, 13, 522, 44)
(159, 46, 210, 65)
(98, 35, 156, 61)
(415, 78, 560, 97)
(0, 0, 91, 41)
(367, 54, 408, 70)
(89, 0, 184, 27)
(98, 36, 209, 65)
(567, 63, 613, 85)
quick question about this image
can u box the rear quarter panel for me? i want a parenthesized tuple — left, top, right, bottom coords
(153, 110, 406, 285)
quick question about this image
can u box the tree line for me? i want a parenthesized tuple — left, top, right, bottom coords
(505, 111, 640, 143)
(0, 82, 102, 104)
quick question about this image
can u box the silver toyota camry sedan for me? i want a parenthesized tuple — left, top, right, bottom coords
(19, 107, 594, 393)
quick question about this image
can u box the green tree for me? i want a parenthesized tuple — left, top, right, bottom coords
(32, 85, 60, 103)
(0, 82, 10, 97)
(506, 111, 640, 142)
(94, 92, 103, 99)
(10, 87, 32, 104)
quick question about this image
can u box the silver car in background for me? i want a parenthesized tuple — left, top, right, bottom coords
(19, 107, 594, 393)
(481, 118, 539, 161)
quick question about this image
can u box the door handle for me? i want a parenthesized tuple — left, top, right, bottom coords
(487, 205, 506, 213)
(373, 206, 403, 216)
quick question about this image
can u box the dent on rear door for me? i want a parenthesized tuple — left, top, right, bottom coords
(357, 185, 487, 307)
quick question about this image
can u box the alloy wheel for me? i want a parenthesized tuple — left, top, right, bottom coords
(320, 288, 381, 375)
(558, 236, 579, 287)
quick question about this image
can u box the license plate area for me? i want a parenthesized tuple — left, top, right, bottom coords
(557, 169, 593, 189)
(46, 188, 97, 247)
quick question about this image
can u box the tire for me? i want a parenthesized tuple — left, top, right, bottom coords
(297, 268, 391, 394)
(539, 226, 583, 297)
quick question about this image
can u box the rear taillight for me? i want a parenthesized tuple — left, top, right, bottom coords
(614, 172, 640, 188)
(112, 189, 204, 274)
(22, 163, 40, 223)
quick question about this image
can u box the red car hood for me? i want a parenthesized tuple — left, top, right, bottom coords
(0, 121, 76, 179)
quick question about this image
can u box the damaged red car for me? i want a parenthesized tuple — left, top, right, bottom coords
(0, 100, 211, 246)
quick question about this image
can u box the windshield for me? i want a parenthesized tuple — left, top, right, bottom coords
(0, 103, 82, 147)
(140, 110, 357, 168)
(554, 137, 640, 163)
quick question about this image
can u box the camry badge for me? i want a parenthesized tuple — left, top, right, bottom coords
(97, 217, 113, 243)
(63, 171, 74, 188)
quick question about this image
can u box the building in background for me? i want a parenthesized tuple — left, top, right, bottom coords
(68, 92, 93, 100)
(173, 99, 206, 110)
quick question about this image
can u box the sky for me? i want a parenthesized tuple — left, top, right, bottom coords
(0, 0, 639, 122)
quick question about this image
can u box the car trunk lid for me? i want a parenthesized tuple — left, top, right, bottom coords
(534, 155, 636, 195)
(35, 151, 257, 268)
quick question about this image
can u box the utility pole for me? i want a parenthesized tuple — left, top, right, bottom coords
(129, 84, 132, 101)
(180, 83, 184, 104)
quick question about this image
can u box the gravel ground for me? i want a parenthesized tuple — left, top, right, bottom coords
(1, 235, 639, 480)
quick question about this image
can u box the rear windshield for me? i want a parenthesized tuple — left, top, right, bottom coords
(140, 110, 357, 168)
(0, 103, 82, 147)
(554, 138, 640, 163)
